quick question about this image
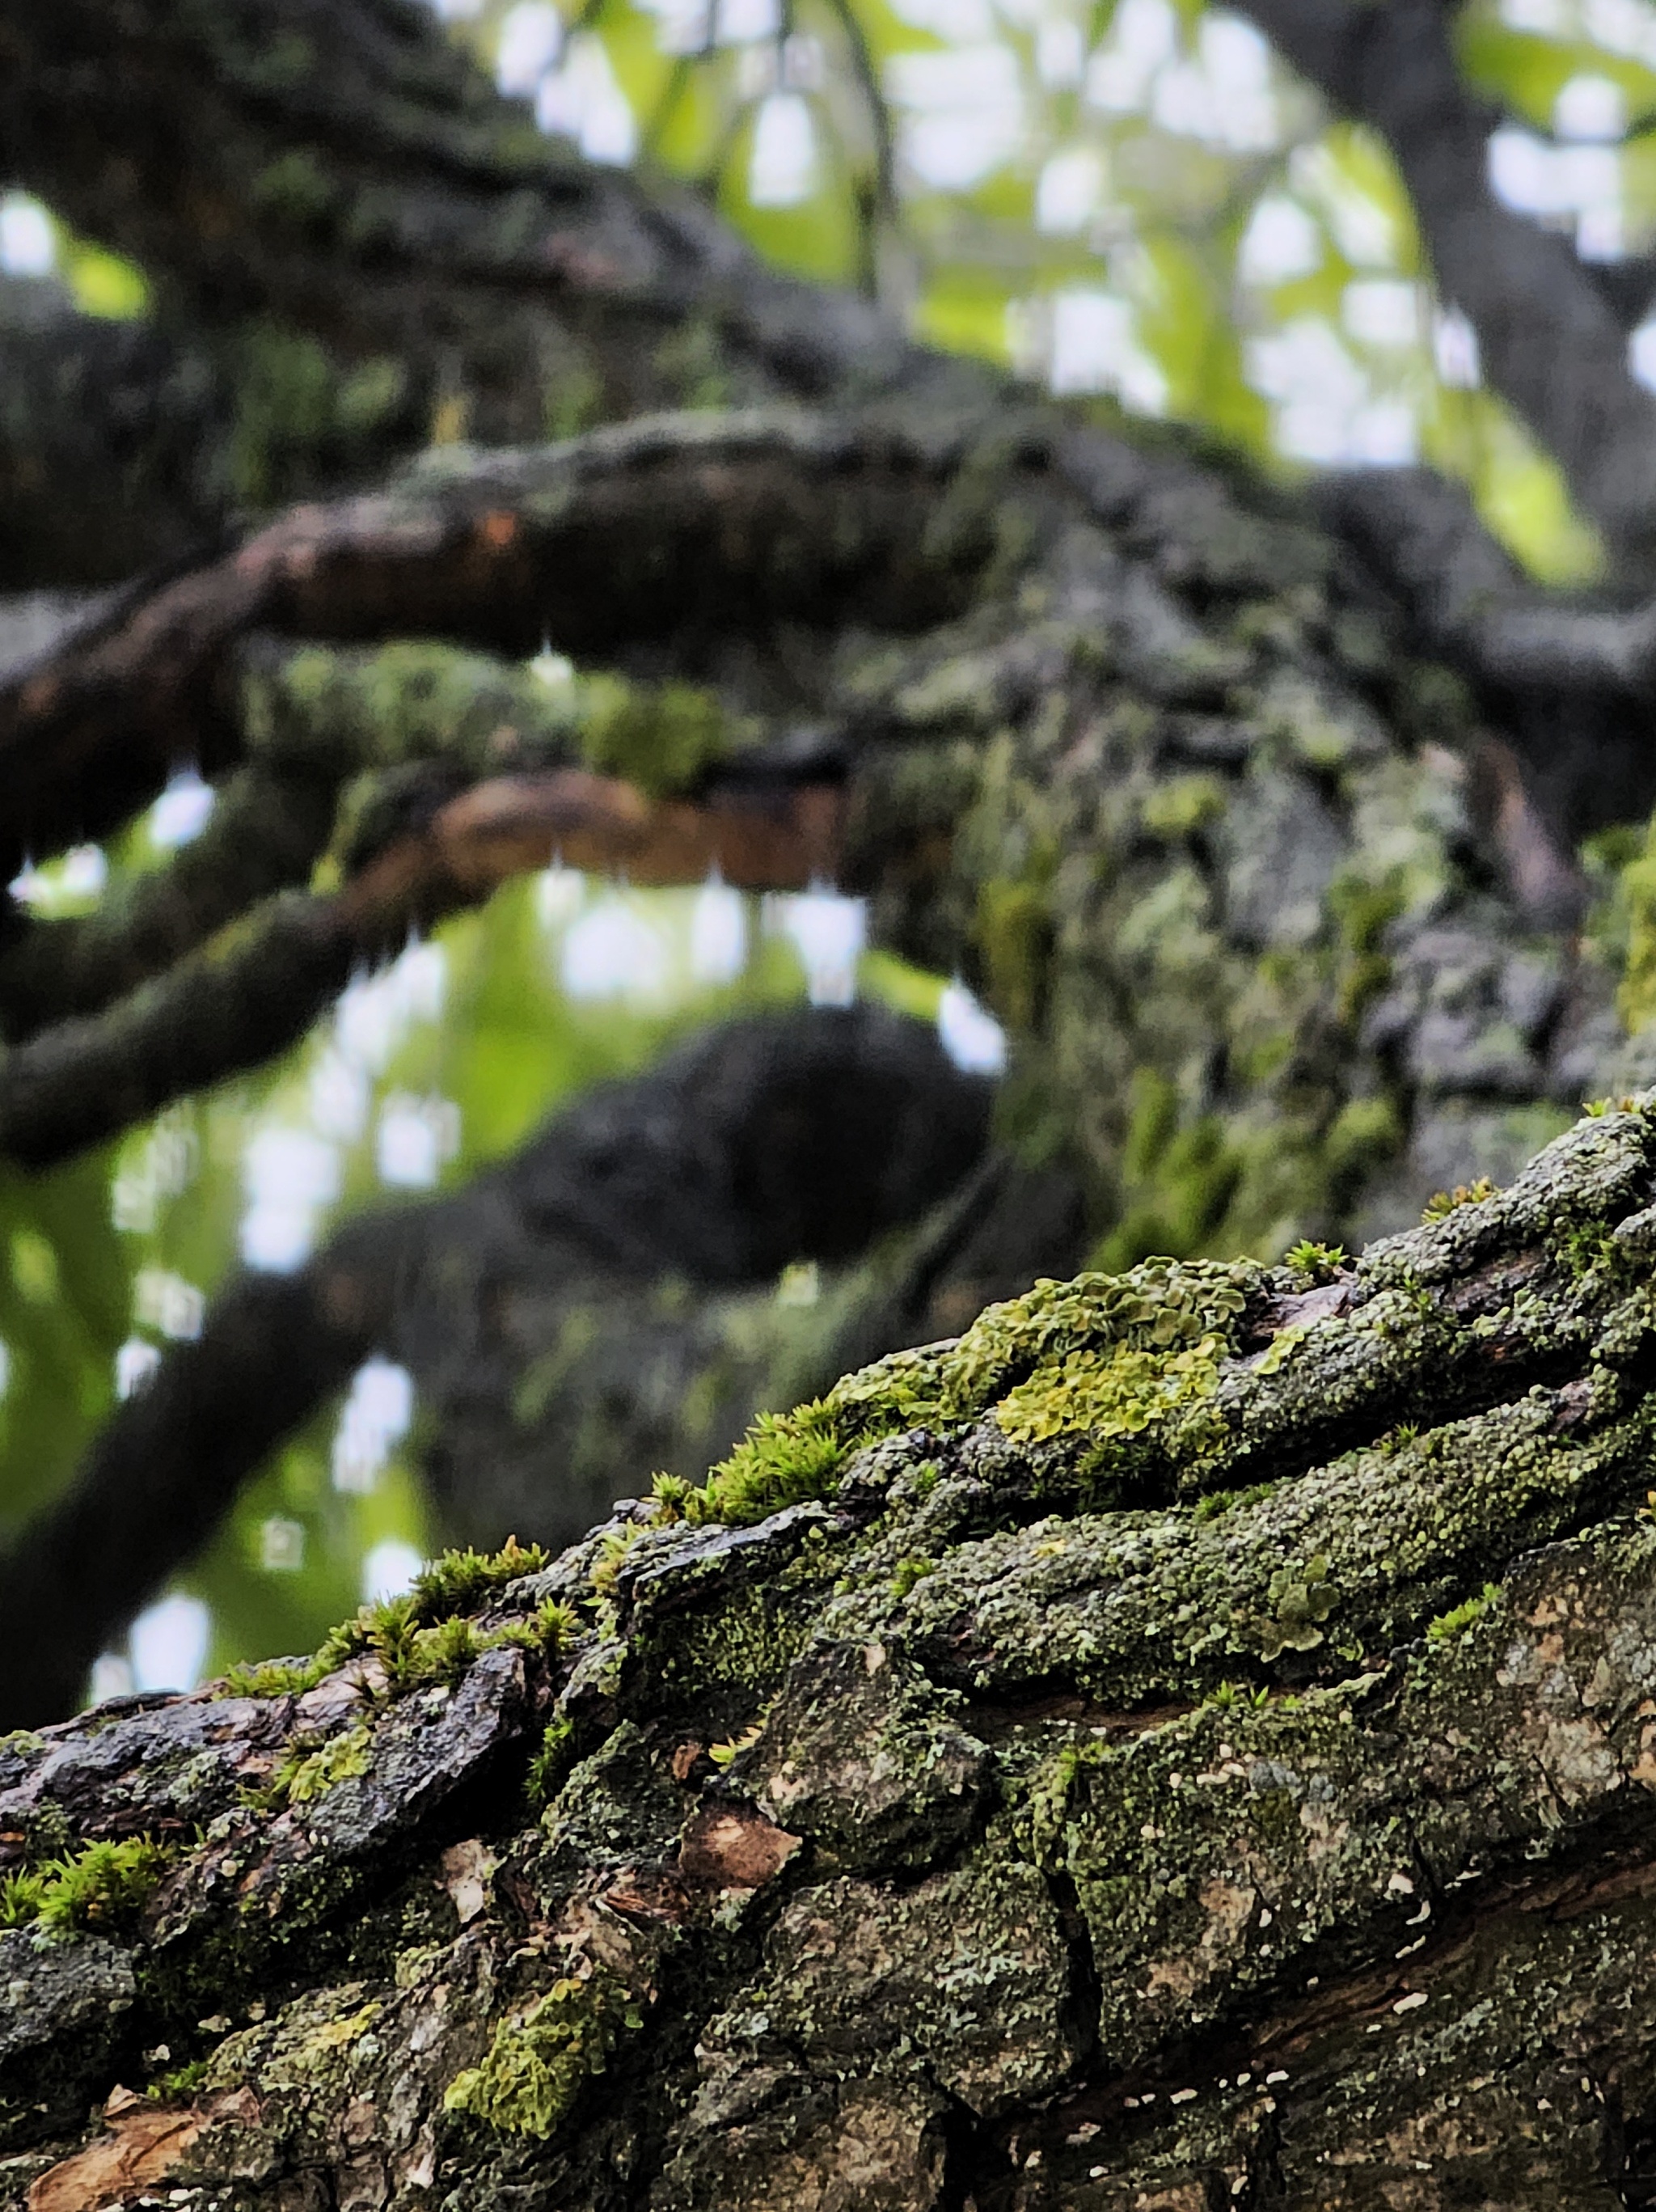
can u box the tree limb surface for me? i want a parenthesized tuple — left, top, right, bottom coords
(0, 1004, 995, 1728)
(0, 0, 970, 440)
(8, 1102, 1656, 2205)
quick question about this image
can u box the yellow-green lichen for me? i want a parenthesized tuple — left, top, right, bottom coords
(443, 1971, 642, 2139)
(1253, 1555, 1339, 1659)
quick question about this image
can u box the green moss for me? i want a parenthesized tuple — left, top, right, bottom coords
(1284, 1239, 1347, 1284)
(253, 1719, 374, 1811)
(249, 147, 336, 222)
(146, 2058, 212, 2101)
(220, 1655, 329, 1699)
(412, 1617, 481, 1687)
(408, 1537, 551, 1622)
(1323, 1095, 1402, 1186)
(527, 1717, 577, 1808)
(1140, 774, 1227, 840)
(443, 1970, 642, 2138)
(1091, 1072, 1246, 1272)
(575, 675, 738, 797)
(1426, 1583, 1499, 1643)
(589, 1525, 644, 1599)
(1190, 1478, 1277, 1523)
(1421, 1177, 1498, 1223)
(1617, 814, 1656, 1034)
(654, 1398, 847, 1528)
(974, 874, 1052, 1031)
(0, 1836, 171, 1937)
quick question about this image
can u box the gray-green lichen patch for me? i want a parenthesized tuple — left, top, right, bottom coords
(697, 1825, 1079, 2118)
(744, 1639, 991, 1870)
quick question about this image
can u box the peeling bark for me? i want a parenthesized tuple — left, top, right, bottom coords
(10, 1102, 1656, 2205)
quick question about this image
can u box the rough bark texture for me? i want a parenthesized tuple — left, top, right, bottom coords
(11, 1099, 1656, 2206)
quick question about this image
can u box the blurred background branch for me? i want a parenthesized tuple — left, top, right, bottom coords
(8, 0, 1656, 1721)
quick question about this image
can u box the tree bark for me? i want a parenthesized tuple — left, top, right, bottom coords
(9, 1098, 1656, 2206)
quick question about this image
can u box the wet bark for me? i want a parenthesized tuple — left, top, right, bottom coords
(10, 1099, 1656, 2207)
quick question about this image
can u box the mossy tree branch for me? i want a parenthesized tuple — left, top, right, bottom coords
(0, 1004, 993, 1727)
(7, 1102, 1656, 2204)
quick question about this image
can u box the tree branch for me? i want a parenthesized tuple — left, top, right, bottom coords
(0, 408, 984, 879)
(1236, 0, 1656, 571)
(8, 1102, 1656, 2200)
(0, 1002, 992, 1725)
(0, 0, 974, 438)
(0, 760, 843, 1169)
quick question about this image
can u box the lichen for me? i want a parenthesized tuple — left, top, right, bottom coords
(442, 1970, 642, 2138)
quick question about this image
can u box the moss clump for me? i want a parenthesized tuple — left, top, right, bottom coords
(0, 1836, 171, 1936)
(1090, 1072, 1246, 1274)
(1613, 811, 1656, 1034)
(974, 873, 1052, 1030)
(443, 1971, 642, 2138)
(655, 1258, 1261, 1529)
(653, 1398, 847, 1527)
(576, 675, 737, 797)
(407, 1537, 550, 1623)
(146, 2058, 212, 2101)
(221, 1654, 329, 1699)
(527, 1717, 577, 1808)
(1284, 1239, 1347, 1284)
(219, 1538, 554, 1704)
(251, 1719, 374, 1811)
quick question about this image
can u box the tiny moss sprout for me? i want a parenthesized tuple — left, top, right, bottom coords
(708, 1721, 765, 1768)
(1421, 1178, 1498, 1223)
(527, 1716, 577, 1808)
(1426, 1583, 1500, 1643)
(1283, 1239, 1346, 1284)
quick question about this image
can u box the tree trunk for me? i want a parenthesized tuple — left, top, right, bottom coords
(9, 1096, 1656, 2207)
